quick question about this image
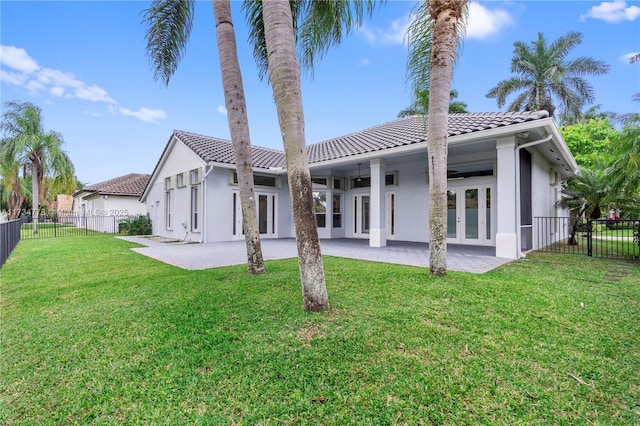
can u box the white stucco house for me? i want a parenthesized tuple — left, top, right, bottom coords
(140, 111, 578, 259)
(73, 173, 150, 232)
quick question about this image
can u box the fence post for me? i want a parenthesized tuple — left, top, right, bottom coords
(587, 219, 593, 257)
(85, 216, 88, 235)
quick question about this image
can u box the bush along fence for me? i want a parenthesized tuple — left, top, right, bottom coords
(535, 217, 640, 261)
(19, 214, 153, 240)
(1, 219, 22, 268)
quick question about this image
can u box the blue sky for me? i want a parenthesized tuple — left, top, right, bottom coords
(1, 1, 639, 185)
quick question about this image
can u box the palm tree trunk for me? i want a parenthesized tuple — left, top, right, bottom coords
(262, 0, 329, 311)
(212, 0, 265, 274)
(31, 162, 39, 233)
(427, 0, 466, 275)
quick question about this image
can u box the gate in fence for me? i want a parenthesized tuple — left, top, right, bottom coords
(19, 215, 132, 240)
(534, 217, 640, 261)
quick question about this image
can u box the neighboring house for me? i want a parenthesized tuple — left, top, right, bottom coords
(140, 111, 578, 259)
(73, 173, 150, 232)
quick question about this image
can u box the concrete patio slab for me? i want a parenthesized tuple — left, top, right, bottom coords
(118, 236, 512, 274)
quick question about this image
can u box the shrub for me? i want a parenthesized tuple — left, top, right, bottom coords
(119, 214, 152, 236)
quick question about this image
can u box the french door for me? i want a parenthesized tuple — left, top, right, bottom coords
(447, 185, 494, 245)
(353, 194, 370, 237)
(232, 192, 277, 239)
(352, 192, 395, 239)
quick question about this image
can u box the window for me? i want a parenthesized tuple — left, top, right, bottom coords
(231, 172, 277, 187)
(190, 168, 201, 185)
(351, 173, 396, 188)
(176, 173, 185, 188)
(165, 190, 172, 229)
(312, 177, 328, 188)
(447, 162, 494, 179)
(313, 191, 327, 228)
(191, 185, 199, 231)
(333, 178, 345, 190)
(332, 193, 342, 228)
(232, 193, 237, 236)
(164, 176, 172, 190)
(385, 171, 398, 186)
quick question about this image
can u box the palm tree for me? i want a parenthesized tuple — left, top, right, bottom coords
(559, 104, 616, 126)
(143, 0, 266, 274)
(0, 152, 24, 220)
(486, 31, 609, 120)
(608, 120, 640, 198)
(259, 1, 329, 311)
(560, 164, 612, 245)
(0, 101, 74, 232)
(398, 88, 468, 118)
(406, 0, 468, 276)
(243, 0, 380, 310)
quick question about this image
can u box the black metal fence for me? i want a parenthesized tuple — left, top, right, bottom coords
(535, 217, 640, 261)
(1, 219, 22, 268)
(20, 215, 132, 240)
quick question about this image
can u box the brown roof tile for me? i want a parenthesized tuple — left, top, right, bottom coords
(81, 173, 151, 197)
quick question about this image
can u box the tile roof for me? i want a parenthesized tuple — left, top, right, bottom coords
(175, 111, 549, 168)
(174, 131, 286, 169)
(80, 173, 151, 197)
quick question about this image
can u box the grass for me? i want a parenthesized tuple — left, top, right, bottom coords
(1, 235, 639, 424)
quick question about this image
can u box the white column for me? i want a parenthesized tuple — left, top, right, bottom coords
(496, 136, 518, 259)
(369, 158, 386, 247)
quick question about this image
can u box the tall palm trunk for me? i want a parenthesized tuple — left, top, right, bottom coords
(261, 0, 328, 311)
(212, 0, 265, 274)
(31, 155, 41, 233)
(427, 0, 466, 275)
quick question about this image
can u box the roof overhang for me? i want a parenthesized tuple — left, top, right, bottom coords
(307, 117, 578, 178)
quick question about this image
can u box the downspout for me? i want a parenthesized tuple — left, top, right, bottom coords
(515, 134, 553, 258)
(201, 165, 214, 243)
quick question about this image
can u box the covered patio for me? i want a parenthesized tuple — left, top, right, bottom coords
(119, 236, 512, 274)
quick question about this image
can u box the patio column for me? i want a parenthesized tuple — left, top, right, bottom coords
(496, 136, 518, 259)
(370, 158, 386, 247)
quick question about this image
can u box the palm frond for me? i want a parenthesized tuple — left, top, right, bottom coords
(297, 0, 381, 76)
(406, 1, 467, 96)
(142, 0, 195, 86)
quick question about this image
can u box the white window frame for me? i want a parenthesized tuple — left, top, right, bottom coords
(190, 184, 200, 232)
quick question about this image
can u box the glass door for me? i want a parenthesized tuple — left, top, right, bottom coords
(353, 194, 370, 237)
(447, 185, 494, 245)
(233, 192, 277, 239)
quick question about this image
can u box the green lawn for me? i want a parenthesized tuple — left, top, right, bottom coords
(1, 235, 639, 424)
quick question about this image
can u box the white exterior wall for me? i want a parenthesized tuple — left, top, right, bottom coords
(206, 168, 235, 242)
(388, 159, 429, 243)
(277, 179, 293, 238)
(531, 149, 566, 249)
(144, 139, 207, 242)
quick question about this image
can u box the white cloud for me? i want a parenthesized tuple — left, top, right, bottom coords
(581, 0, 640, 23)
(1, 48, 117, 104)
(1, 45, 165, 125)
(619, 52, 640, 63)
(216, 105, 227, 115)
(359, 4, 513, 46)
(360, 58, 371, 66)
(119, 107, 167, 124)
(466, 3, 514, 40)
(84, 110, 102, 118)
(359, 14, 410, 45)
(0, 45, 40, 73)
(50, 86, 65, 97)
(72, 84, 116, 104)
(0, 69, 28, 86)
